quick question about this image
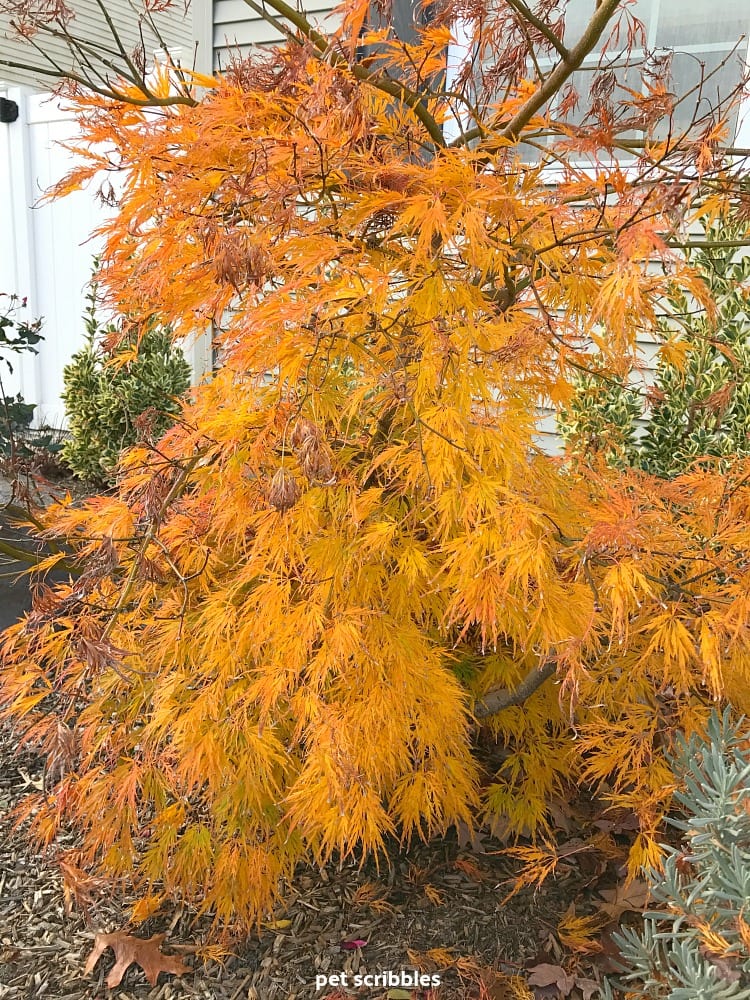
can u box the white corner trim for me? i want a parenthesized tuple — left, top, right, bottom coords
(191, 0, 214, 76)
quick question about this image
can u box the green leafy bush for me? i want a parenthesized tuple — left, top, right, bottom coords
(638, 230, 750, 478)
(0, 293, 43, 459)
(62, 289, 191, 484)
(558, 369, 641, 469)
(604, 710, 750, 1000)
(559, 208, 750, 479)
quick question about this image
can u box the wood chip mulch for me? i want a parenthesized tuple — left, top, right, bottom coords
(0, 721, 594, 1000)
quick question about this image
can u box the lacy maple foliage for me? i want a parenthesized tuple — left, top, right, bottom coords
(1, 0, 750, 931)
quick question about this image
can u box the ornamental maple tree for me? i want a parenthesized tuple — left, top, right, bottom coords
(2, 0, 750, 932)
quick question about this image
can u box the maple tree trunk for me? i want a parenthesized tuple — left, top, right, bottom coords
(474, 661, 558, 719)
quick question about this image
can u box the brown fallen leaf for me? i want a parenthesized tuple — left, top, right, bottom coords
(699, 946, 742, 984)
(597, 925, 627, 973)
(597, 878, 650, 921)
(83, 930, 189, 987)
(575, 978, 602, 1000)
(455, 820, 488, 853)
(526, 962, 576, 997)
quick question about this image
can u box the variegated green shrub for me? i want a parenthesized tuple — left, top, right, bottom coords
(62, 284, 190, 484)
(560, 208, 750, 479)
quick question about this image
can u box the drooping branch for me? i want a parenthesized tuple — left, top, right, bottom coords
(0, 51, 196, 107)
(0, 504, 77, 572)
(473, 659, 557, 719)
(0, 534, 76, 572)
(241, 0, 447, 148)
(452, 0, 624, 148)
(0, 537, 47, 565)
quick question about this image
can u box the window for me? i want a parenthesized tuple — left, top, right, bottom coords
(561, 0, 750, 141)
(368, 0, 430, 46)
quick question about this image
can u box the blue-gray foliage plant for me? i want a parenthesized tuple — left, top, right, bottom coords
(603, 709, 750, 999)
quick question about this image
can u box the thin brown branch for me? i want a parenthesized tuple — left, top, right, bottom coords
(503, 0, 569, 61)
(0, 58, 195, 106)
(91, 0, 154, 96)
(667, 239, 750, 250)
(241, 0, 305, 47)
(473, 659, 557, 719)
(614, 138, 750, 159)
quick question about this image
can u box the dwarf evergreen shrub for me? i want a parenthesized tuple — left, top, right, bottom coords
(557, 369, 641, 469)
(62, 287, 190, 483)
(560, 209, 750, 478)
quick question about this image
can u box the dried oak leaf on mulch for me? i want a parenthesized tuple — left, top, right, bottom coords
(83, 930, 189, 988)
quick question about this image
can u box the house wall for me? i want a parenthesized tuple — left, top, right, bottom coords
(0, 0, 193, 90)
(0, 85, 211, 427)
(213, 0, 337, 69)
(0, 2, 207, 429)
(0, 87, 109, 426)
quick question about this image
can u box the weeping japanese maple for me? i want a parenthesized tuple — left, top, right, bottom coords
(2, 0, 750, 930)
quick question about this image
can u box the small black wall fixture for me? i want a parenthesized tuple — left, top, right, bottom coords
(0, 98, 19, 124)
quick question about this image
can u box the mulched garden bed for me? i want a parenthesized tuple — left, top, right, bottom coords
(0, 717, 605, 1000)
(1, 474, 613, 999)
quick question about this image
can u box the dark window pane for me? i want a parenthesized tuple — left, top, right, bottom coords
(655, 49, 744, 138)
(368, 0, 430, 43)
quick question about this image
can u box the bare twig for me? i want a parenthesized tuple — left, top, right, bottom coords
(452, 0, 624, 147)
(503, 0, 569, 61)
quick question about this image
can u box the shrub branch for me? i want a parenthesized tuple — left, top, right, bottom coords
(473, 660, 558, 719)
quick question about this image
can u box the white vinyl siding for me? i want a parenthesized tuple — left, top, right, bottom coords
(0, 85, 210, 422)
(0, 88, 111, 424)
(0, 0, 192, 90)
(213, 0, 337, 69)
